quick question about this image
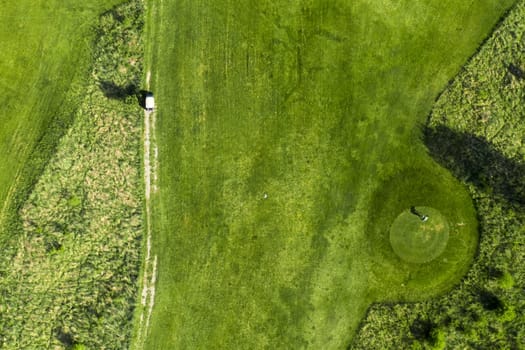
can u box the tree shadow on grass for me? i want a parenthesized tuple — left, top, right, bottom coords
(423, 125, 525, 207)
(99, 81, 137, 100)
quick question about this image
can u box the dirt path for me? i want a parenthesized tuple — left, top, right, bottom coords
(136, 69, 159, 348)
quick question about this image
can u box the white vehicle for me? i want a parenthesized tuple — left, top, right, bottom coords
(145, 94, 155, 112)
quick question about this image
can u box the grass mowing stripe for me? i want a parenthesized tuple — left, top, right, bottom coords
(142, 1, 515, 348)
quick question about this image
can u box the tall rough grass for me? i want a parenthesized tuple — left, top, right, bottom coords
(0, 1, 144, 348)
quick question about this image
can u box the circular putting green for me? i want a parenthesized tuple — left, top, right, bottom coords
(389, 206, 449, 264)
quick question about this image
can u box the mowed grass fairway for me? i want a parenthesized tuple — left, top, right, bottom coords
(144, 0, 514, 348)
(0, 0, 121, 232)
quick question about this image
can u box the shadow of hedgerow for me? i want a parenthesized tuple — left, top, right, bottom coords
(423, 125, 525, 207)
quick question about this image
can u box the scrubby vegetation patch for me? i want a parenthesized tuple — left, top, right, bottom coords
(0, 1, 144, 348)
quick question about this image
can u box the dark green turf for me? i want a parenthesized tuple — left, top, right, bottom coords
(390, 207, 449, 264)
(140, 0, 515, 348)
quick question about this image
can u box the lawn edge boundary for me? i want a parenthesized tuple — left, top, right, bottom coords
(350, 3, 519, 348)
(425, 0, 520, 126)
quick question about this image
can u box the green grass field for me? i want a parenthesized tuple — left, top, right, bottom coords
(354, 2, 525, 346)
(1, 0, 517, 348)
(390, 207, 449, 264)
(0, 0, 121, 234)
(142, 0, 515, 348)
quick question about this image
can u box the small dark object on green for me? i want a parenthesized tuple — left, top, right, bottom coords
(410, 206, 429, 222)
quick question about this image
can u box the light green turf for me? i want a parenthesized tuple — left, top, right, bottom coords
(390, 207, 449, 264)
(0, 0, 122, 234)
(141, 0, 515, 349)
